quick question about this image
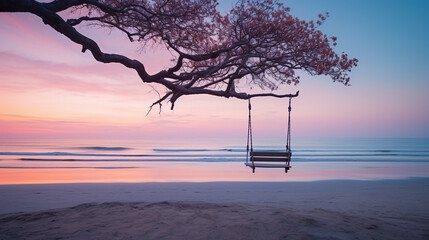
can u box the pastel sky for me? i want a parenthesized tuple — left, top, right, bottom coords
(0, 0, 428, 139)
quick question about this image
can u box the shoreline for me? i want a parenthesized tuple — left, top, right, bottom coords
(1, 161, 428, 184)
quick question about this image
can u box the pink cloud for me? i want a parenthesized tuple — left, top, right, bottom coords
(0, 116, 246, 139)
(0, 52, 159, 99)
(0, 14, 82, 61)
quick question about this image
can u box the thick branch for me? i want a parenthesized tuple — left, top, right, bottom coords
(1, 0, 151, 82)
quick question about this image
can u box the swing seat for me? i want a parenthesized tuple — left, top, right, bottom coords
(245, 151, 292, 172)
(250, 151, 291, 162)
(244, 162, 291, 168)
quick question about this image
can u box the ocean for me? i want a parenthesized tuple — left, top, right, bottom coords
(0, 138, 428, 184)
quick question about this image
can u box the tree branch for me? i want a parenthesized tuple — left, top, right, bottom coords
(1, 0, 357, 111)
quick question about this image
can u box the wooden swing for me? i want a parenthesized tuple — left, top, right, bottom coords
(245, 91, 299, 173)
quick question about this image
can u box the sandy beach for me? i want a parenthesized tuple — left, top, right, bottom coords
(0, 178, 428, 239)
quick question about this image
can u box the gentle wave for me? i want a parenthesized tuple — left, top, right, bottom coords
(18, 157, 429, 163)
(2, 151, 428, 157)
(0, 152, 237, 158)
(19, 158, 241, 162)
(72, 146, 132, 151)
(0, 152, 148, 157)
(296, 149, 429, 153)
(0, 166, 138, 169)
(153, 148, 245, 152)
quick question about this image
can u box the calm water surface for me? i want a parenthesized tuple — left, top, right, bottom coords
(0, 138, 428, 183)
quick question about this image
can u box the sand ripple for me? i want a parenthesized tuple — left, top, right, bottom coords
(1, 201, 427, 240)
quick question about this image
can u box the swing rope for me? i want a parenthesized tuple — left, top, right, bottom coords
(246, 97, 293, 162)
(286, 97, 291, 152)
(246, 99, 253, 164)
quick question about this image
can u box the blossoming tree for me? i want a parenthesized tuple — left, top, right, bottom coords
(0, 0, 357, 110)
